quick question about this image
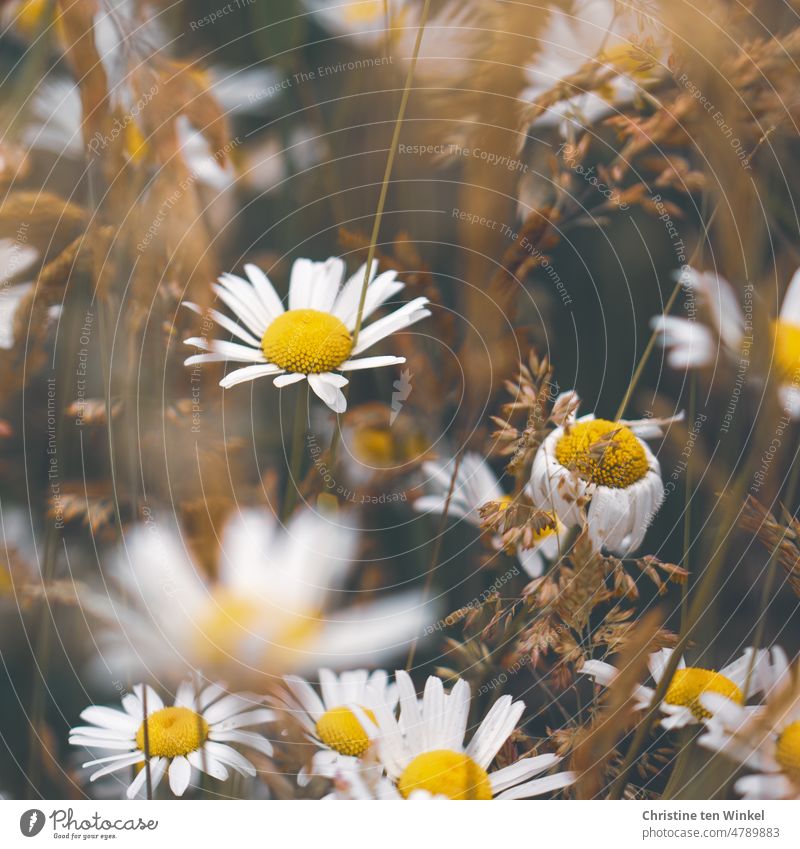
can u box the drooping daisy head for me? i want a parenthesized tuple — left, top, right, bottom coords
(278, 668, 396, 785)
(652, 266, 800, 420)
(699, 647, 800, 800)
(184, 257, 430, 412)
(529, 395, 669, 555)
(99, 508, 434, 681)
(69, 679, 274, 798)
(522, 0, 667, 135)
(366, 670, 576, 799)
(301, 0, 408, 46)
(583, 646, 769, 730)
(413, 452, 566, 577)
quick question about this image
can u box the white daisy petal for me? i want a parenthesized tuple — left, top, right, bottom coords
(168, 755, 193, 796)
(126, 756, 166, 799)
(209, 729, 274, 757)
(495, 770, 577, 800)
(351, 298, 431, 356)
(79, 706, 139, 733)
(467, 696, 525, 769)
(489, 754, 562, 793)
(188, 748, 229, 782)
(211, 708, 275, 732)
(87, 752, 145, 781)
(184, 337, 266, 363)
(203, 741, 257, 777)
(308, 373, 347, 413)
(219, 363, 284, 388)
(244, 263, 285, 319)
(69, 737, 138, 750)
(218, 272, 271, 327)
(212, 281, 267, 337)
(273, 372, 306, 388)
(338, 355, 406, 371)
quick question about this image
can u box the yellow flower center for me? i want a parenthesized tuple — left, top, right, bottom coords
(353, 427, 395, 465)
(196, 590, 321, 666)
(315, 705, 376, 757)
(261, 309, 353, 374)
(664, 668, 744, 720)
(398, 750, 493, 800)
(124, 120, 149, 164)
(136, 706, 208, 758)
(532, 511, 560, 541)
(775, 721, 800, 783)
(772, 320, 800, 380)
(497, 495, 514, 511)
(599, 43, 656, 78)
(343, 0, 384, 23)
(555, 419, 649, 489)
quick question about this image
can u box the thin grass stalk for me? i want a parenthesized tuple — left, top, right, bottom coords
(680, 374, 697, 634)
(282, 381, 309, 522)
(609, 401, 790, 798)
(615, 206, 719, 422)
(327, 0, 432, 464)
(141, 686, 153, 800)
(405, 450, 463, 672)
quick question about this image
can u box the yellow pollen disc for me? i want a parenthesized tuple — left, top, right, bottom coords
(398, 750, 493, 800)
(353, 428, 395, 465)
(497, 495, 514, 511)
(124, 121, 149, 164)
(136, 706, 209, 758)
(772, 320, 800, 378)
(599, 43, 654, 77)
(261, 309, 353, 374)
(555, 419, 649, 489)
(315, 705, 376, 757)
(343, 0, 384, 23)
(531, 511, 560, 542)
(775, 721, 800, 783)
(664, 668, 744, 721)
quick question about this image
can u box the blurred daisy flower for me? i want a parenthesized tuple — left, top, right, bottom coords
(413, 452, 566, 577)
(303, 0, 484, 92)
(0, 239, 40, 349)
(529, 394, 671, 555)
(652, 266, 800, 418)
(102, 509, 432, 678)
(69, 680, 274, 798)
(364, 670, 576, 799)
(522, 0, 667, 135)
(184, 257, 430, 413)
(699, 647, 800, 799)
(278, 668, 395, 785)
(582, 646, 769, 730)
(302, 0, 407, 47)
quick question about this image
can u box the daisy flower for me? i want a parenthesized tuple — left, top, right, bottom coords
(69, 680, 274, 799)
(99, 508, 433, 678)
(0, 238, 40, 349)
(365, 670, 576, 799)
(699, 648, 800, 799)
(529, 394, 670, 555)
(301, 0, 408, 47)
(652, 265, 800, 418)
(522, 0, 667, 135)
(279, 668, 396, 785)
(183, 257, 430, 413)
(413, 452, 566, 577)
(582, 646, 769, 730)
